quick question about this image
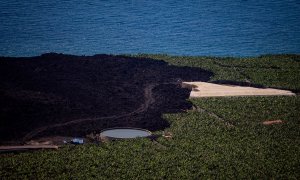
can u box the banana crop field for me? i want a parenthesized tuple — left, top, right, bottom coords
(1, 54, 299, 179)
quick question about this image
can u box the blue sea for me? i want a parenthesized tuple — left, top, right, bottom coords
(0, 0, 299, 57)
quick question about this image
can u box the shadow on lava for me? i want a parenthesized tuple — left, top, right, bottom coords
(0, 53, 213, 143)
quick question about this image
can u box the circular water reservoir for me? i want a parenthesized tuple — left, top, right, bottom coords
(100, 127, 152, 139)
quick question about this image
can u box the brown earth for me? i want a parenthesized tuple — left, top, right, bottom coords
(263, 120, 284, 125)
(183, 82, 295, 97)
(0, 53, 213, 145)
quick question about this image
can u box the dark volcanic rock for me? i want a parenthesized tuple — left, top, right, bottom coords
(0, 53, 213, 143)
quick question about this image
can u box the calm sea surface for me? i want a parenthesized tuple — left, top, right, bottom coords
(0, 0, 299, 57)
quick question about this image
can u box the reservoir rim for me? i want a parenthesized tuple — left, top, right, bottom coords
(100, 127, 152, 139)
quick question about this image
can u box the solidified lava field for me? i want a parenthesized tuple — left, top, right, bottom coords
(0, 53, 213, 144)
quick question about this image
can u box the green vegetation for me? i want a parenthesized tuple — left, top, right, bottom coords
(134, 54, 300, 91)
(1, 54, 300, 179)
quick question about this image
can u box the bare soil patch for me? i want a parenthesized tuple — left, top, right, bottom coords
(263, 120, 284, 125)
(183, 82, 295, 97)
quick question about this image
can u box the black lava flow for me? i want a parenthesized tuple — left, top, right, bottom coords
(0, 53, 213, 144)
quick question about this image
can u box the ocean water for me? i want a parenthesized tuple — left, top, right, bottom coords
(0, 0, 299, 57)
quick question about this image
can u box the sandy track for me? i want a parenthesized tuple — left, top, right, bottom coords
(0, 145, 59, 152)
